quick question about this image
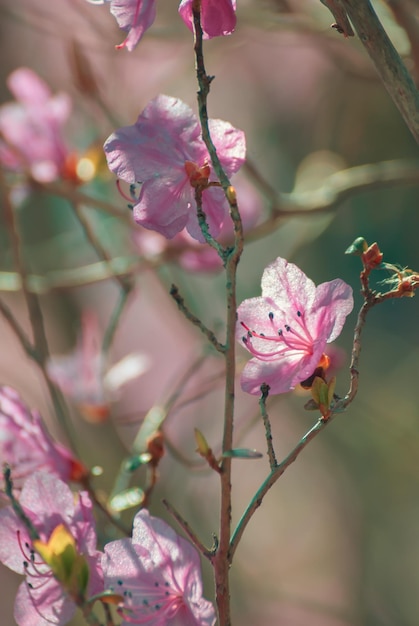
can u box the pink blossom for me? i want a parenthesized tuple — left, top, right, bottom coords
(0, 386, 88, 489)
(88, 0, 157, 51)
(236, 257, 353, 395)
(0, 471, 103, 626)
(102, 509, 216, 625)
(47, 311, 149, 422)
(0, 68, 72, 182)
(179, 0, 236, 39)
(104, 94, 246, 242)
(134, 173, 262, 272)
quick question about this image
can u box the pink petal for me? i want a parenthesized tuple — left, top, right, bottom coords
(14, 577, 75, 626)
(261, 257, 317, 314)
(7, 68, 51, 105)
(207, 119, 246, 177)
(111, 0, 157, 51)
(19, 472, 75, 528)
(178, 0, 236, 39)
(134, 173, 192, 238)
(309, 278, 354, 343)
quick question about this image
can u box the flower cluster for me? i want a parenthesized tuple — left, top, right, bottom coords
(0, 467, 215, 626)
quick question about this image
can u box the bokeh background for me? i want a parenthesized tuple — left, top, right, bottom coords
(0, 0, 419, 624)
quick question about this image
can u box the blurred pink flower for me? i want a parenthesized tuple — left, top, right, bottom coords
(0, 386, 88, 488)
(102, 509, 216, 625)
(104, 94, 246, 242)
(0, 471, 103, 626)
(236, 257, 353, 395)
(179, 0, 236, 39)
(47, 311, 150, 422)
(0, 68, 73, 183)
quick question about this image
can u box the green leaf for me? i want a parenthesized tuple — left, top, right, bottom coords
(223, 448, 263, 459)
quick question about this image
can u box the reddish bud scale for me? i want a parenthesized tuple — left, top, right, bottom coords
(146, 431, 165, 466)
(362, 242, 383, 270)
(184, 160, 211, 188)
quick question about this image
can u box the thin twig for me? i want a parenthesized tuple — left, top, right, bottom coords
(102, 288, 131, 355)
(246, 159, 419, 244)
(169, 284, 225, 354)
(0, 296, 38, 361)
(259, 384, 277, 470)
(0, 169, 75, 446)
(72, 202, 133, 293)
(162, 498, 215, 560)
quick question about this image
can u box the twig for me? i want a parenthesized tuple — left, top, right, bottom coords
(169, 284, 225, 354)
(230, 283, 377, 559)
(162, 498, 215, 560)
(72, 202, 133, 293)
(102, 288, 131, 355)
(41, 181, 132, 224)
(0, 169, 75, 446)
(259, 384, 277, 470)
(194, 187, 226, 259)
(192, 5, 244, 624)
(3, 466, 39, 540)
(341, 0, 419, 143)
(246, 159, 419, 244)
(0, 257, 143, 294)
(0, 296, 38, 361)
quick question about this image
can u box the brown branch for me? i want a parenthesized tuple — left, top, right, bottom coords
(341, 0, 419, 143)
(169, 284, 225, 354)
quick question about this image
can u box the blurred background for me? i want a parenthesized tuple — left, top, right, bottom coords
(0, 0, 419, 624)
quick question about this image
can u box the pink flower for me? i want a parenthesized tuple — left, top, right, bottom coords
(102, 509, 216, 625)
(47, 311, 149, 422)
(88, 0, 157, 51)
(0, 386, 88, 489)
(0, 471, 103, 626)
(134, 173, 262, 272)
(178, 0, 236, 39)
(236, 257, 353, 395)
(0, 68, 72, 182)
(104, 94, 246, 242)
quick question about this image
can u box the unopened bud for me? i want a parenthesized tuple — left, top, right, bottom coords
(226, 185, 237, 205)
(194, 428, 210, 456)
(345, 237, 368, 256)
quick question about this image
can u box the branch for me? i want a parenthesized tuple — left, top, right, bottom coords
(246, 159, 419, 244)
(169, 284, 225, 354)
(341, 0, 419, 143)
(162, 498, 215, 560)
(259, 384, 278, 471)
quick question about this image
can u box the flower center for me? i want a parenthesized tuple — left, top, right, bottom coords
(184, 160, 211, 188)
(109, 576, 185, 624)
(240, 309, 314, 361)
